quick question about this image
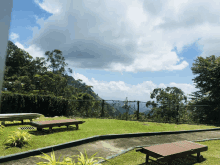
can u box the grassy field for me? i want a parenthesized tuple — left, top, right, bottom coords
(0, 115, 220, 164)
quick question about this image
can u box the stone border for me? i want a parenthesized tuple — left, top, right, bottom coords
(0, 128, 220, 163)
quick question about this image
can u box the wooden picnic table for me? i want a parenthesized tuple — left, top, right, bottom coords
(136, 140, 208, 165)
(30, 119, 85, 131)
(0, 113, 42, 125)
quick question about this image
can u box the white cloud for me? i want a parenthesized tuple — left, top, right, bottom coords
(14, 41, 45, 59)
(12, 0, 219, 102)
(27, 0, 206, 74)
(14, 41, 53, 72)
(34, 0, 62, 14)
(8, 42, 196, 110)
(24, 0, 220, 74)
(126, 1, 148, 29)
(71, 72, 197, 102)
(14, 42, 24, 49)
(13, 40, 197, 103)
(10, 32, 19, 40)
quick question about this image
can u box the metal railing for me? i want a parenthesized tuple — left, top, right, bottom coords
(65, 99, 212, 125)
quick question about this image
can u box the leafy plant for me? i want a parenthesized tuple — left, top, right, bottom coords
(32, 148, 112, 165)
(3, 130, 32, 148)
(0, 123, 5, 134)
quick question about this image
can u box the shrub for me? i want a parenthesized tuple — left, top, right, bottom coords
(32, 148, 112, 165)
(2, 130, 32, 148)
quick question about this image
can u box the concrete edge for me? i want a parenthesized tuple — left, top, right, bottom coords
(0, 127, 220, 163)
(95, 137, 220, 164)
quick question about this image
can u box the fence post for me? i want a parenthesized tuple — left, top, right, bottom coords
(137, 101, 139, 121)
(176, 104, 179, 124)
(101, 100, 104, 117)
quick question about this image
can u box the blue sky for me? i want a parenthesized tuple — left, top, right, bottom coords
(8, 0, 216, 105)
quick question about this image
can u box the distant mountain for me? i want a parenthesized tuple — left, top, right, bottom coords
(64, 75, 161, 117)
(64, 75, 123, 116)
(105, 100, 152, 115)
(65, 75, 100, 99)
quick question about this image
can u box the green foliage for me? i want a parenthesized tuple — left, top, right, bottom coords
(0, 116, 218, 164)
(122, 97, 132, 121)
(31, 148, 111, 165)
(71, 93, 96, 117)
(2, 130, 32, 148)
(1, 40, 103, 117)
(190, 55, 220, 124)
(4, 40, 220, 124)
(146, 87, 188, 123)
(44, 49, 72, 75)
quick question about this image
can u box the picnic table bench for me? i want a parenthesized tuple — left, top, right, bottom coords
(30, 119, 85, 131)
(0, 113, 42, 125)
(136, 140, 208, 165)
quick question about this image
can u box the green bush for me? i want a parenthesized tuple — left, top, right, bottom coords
(2, 130, 32, 148)
(32, 148, 111, 165)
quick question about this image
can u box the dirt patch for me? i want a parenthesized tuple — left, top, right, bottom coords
(1, 129, 220, 165)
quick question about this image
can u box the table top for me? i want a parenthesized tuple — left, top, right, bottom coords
(0, 114, 41, 121)
(142, 140, 208, 157)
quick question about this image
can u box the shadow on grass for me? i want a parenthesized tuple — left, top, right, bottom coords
(2, 122, 78, 135)
(1, 122, 33, 127)
(136, 154, 206, 165)
(3, 141, 32, 150)
(27, 125, 78, 136)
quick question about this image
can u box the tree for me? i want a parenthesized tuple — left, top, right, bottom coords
(3, 41, 36, 93)
(146, 87, 187, 123)
(4, 42, 31, 81)
(44, 49, 73, 97)
(17, 76, 35, 93)
(190, 55, 220, 124)
(1, 41, 104, 118)
(28, 57, 49, 79)
(32, 72, 56, 95)
(122, 97, 132, 121)
(73, 92, 96, 117)
(44, 49, 72, 75)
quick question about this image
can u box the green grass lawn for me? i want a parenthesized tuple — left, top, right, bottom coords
(0, 115, 220, 164)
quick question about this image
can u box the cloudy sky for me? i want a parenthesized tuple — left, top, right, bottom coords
(7, 0, 218, 105)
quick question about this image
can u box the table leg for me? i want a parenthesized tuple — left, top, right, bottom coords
(49, 127, 53, 131)
(168, 160, 172, 165)
(66, 125, 69, 129)
(166, 157, 173, 165)
(1, 121, 5, 126)
(21, 120, 24, 124)
(145, 154, 149, 165)
(197, 152, 200, 162)
(76, 124, 78, 130)
(37, 128, 42, 131)
(30, 119, 33, 122)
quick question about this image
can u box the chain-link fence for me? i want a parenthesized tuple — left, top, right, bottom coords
(145, 104, 210, 125)
(66, 99, 212, 125)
